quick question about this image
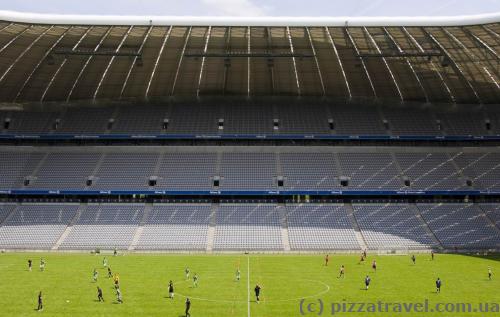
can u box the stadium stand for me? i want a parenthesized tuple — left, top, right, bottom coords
(136, 204, 211, 251)
(2, 104, 500, 137)
(0, 201, 498, 251)
(0, 204, 79, 249)
(4, 147, 500, 193)
(214, 203, 283, 251)
(286, 204, 360, 250)
(0, 12, 498, 253)
(353, 203, 438, 249)
(417, 203, 500, 249)
(59, 204, 143, 250)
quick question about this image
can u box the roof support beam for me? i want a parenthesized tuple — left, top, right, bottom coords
(93, 26, 133, 100)
(363, 27, 404, 102)
(14, 26, 72, 102)
(266, 28, 275, 94)
(383, 27, 429, 103)
(422, 27, 482, 104)
(325, 27, 352, 100)
(0, 25, 32, 55)
(402, 27, 455, 103)
(41, 26, 93, 102)
(482, 25, 500, 43)
(222, 27, 231, 95)
(119, 25, 153, 99)
(442, 28, 499, 90)
(286, 26, 301, 96)
(171, 26, 192, 96)
(0, 23, 13, 35)
(196, 26, 212, 98)
(462, 27, 499, 72)
(145, 26, 172, 99)
(0, 26, 53, 85)
(344, 27, 377, 99)
(65, 27, 112, 102)
(305, 27, 326, 96)
(247, 26, 251, 98)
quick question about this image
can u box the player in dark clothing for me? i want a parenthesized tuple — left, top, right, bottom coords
(488, 267, 492, 280)
(358, 254, 365, 264)
(28, 259, 32, 272)
(97, 287, 104, 302)
(255, 284, 261, 303)
(411, 255, 416, 265)
(185, 298, 191, 317)
(37, 291, 43, 311)
(365, 275, 371, 290)
(107, 267, 112, 278)
(431, 251, 435, 261)
(436, 278, 442, 293)
(372, 260, 377, 272)
(325, 254, 329, 266)
(169, 281, 174, 299)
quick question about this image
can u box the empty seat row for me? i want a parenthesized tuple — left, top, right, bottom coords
(2, 104, 499, 136)
(0, 203, 499, 250)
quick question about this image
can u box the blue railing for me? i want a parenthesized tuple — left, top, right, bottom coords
(0, 189, 497, 196)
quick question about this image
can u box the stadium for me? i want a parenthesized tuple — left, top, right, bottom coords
(0, 6, 499, 317)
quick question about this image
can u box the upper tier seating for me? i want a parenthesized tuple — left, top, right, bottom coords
(1, 149, 500, 192)
(1, 103, 498, 137)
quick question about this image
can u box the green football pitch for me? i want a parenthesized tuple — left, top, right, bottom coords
(0, 252, 499, 317)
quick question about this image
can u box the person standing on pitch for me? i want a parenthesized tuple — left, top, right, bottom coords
(37, 291, 43, 311)
(436, 277, 442, 293)
(116, 287, 123, 304)
(236, 268, 241, 281)
(28, 259, 32, 272)
(365, 275, 371, 290)
(325, 254, 329, 266)
(39, 258, 45, 272)
(168, 280, 174, 299)
(254, 284, 262, 303)
(193, 273, 199, 288)
(411, 255, 416, 265)
(185, 297, 191, 317)
(97, 287, 104, 302)
(338, 265, 345, 279)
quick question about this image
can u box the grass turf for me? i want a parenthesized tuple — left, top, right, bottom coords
(0, 252, 498, 316)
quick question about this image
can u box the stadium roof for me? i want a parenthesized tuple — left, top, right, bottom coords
(0, 10, 498, 104)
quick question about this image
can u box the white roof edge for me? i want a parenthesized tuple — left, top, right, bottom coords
(0, 10, 498, 27)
